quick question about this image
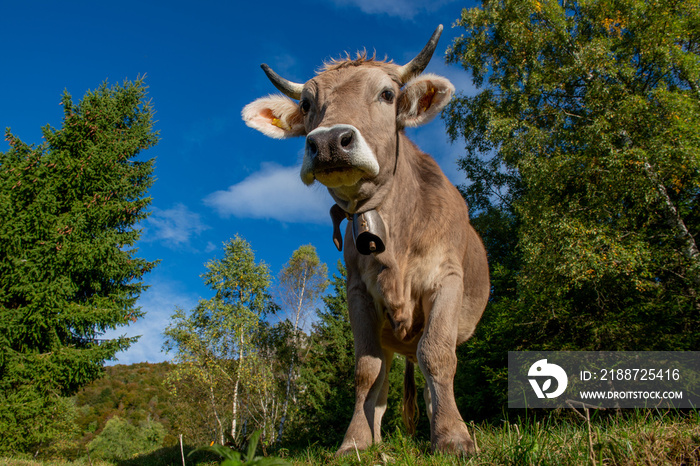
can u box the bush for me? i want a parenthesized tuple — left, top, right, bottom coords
(87, 416, 165, 461)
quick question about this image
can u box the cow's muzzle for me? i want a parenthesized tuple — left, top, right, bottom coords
(300, 124, 379, 187)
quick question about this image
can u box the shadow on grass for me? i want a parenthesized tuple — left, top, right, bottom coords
(114, 444, 221, 466)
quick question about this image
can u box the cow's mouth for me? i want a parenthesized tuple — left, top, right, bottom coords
(314, 166, 365, 188)
(300, 125, 380, 187)
(318, 166, 355, 178)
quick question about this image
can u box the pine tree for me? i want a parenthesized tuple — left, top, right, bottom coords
(0, 78, 158, 454)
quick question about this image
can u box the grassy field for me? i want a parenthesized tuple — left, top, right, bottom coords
(3, 410, 699, 466)
(292, 410, 700, 466)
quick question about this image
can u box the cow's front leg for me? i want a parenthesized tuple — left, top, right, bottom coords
(373, 348, 394, 441)
(417, 273, 475, 455)
(336, 287, 387, 456)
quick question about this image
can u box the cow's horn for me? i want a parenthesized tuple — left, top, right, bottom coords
(398, 25, 443, 83)
(261, 64, 304, 100)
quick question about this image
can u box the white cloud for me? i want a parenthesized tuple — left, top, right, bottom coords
(204, 163, 332, 224)
(103, 277, 199, 365)
(144, 203, 210, 247)
(330, 0, 458, 19)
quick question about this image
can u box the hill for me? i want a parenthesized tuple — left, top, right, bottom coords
(72, 362, 177, 455)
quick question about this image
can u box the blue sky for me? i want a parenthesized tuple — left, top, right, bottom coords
(2, 0, 479, 365)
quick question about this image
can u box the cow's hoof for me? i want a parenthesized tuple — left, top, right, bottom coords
(335, 443, 361, 458)
(336, 435, 373, 458)
(434, 433, 477, 456)
(335, 445, 352, 457)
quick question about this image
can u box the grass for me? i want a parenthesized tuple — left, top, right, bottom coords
(287, 409, 700, 466)
(3, 410, 699, 466)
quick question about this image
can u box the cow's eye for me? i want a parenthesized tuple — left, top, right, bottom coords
(300, 99, 311, 115)
(380, 89, 395, 103)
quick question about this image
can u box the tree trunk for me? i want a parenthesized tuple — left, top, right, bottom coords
(643, 159, 700, 285)
(277, 269, 308, 443)
(231, 336, 244, 444)
(207, 375, 224, 445)
(277, 362, 294, 443)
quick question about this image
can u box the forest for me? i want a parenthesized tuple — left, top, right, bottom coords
(1, 0, 699, 464)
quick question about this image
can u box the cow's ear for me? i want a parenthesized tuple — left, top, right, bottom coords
(397, 74, 455, 128)
(242, 95, 306, 139)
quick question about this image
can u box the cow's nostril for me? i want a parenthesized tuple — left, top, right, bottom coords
(340, 133, 353, 148)
(308, 139, 318, 156)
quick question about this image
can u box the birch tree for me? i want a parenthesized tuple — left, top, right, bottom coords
(274, 245, 327, 443)
(163, 236, 274, 446)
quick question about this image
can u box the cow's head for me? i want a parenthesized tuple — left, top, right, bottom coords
(242, 25, 454, 213)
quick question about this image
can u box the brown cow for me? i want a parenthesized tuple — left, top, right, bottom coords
(242, 25, 489, 456)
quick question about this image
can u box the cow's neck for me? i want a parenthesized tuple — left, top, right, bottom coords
(329, 132, 426, 255)
(378, 132, 424, 224)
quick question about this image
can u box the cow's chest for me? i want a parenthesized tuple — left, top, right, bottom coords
(356, 250, 445, 347)
(359, 248, 444, 292)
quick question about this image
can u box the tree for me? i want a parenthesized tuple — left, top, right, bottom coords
(274, 245, 327, 443)
(292, 262, 355, 446)
(163, 236, 276, 447)
(0, 78, 158, 454)
(445, 0, 700, 414)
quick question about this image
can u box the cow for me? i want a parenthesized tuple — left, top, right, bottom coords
(242, 25, 490, 456)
